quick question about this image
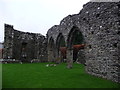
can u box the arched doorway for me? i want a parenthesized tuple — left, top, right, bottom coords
(21, 42, 27, 62)
(48, 37, 55, 62)
(67, 26, 85, 63)
(56, 33, 66, 62)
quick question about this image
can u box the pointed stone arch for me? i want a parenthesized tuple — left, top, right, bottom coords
(20, 42, 28, 62)
(67, 26, 84, 49)
(56, 33, 66, 62)
(67, 26, 85, 64)
(48, 37, 55, 62)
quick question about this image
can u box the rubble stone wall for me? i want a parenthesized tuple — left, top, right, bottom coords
(47, 2, 120, 83)
(3, 2, 120, 83)
(4, 24, 48, 62)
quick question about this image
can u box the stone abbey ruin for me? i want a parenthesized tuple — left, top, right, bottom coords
(4, 24, 48, 62)
(3, 2, 120, 83)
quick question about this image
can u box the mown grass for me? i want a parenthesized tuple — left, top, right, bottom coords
(0, 63, 2, 89)
(2, 63, 120, 88)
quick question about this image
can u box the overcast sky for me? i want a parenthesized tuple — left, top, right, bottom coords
(0, 0, 90, 42)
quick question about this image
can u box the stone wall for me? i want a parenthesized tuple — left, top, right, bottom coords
(47, 2, 120, 83)
(4, 24, 48, 62)
(3, 2, 120, 83)
(0, 43, 3, 59)
(81, 2, 120, 83)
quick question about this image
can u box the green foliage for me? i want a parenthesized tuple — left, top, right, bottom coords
(73, 31, 84, 45)
(59, 36, 65, 47)
(2, 63, 119, 88)
(59, 38, 65, 47)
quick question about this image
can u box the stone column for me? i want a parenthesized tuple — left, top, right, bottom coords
(66, 49, 73, 68)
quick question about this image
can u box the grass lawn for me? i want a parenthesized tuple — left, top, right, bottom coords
(0, 64, 2, 89)
(2, 63, 120, 88)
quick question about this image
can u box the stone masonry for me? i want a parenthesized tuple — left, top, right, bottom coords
(4, 2, 120, 83)
(47, 2, 120, 83)
(4, 24, 47, 62)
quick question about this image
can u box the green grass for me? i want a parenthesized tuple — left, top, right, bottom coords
(2, 63, 120, 88)
(0, 64, 2, 89)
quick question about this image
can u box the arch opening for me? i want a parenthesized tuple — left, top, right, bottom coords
(68, 26, 85, 63)
(48, 37, 55, 62)
(56, 33, 66, 62)
(21, 42, 28, 62)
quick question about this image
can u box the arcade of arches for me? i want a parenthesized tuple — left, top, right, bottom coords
(4, 2, 120, 83)
(48, 37, 55, 62)
(47, 2, 119, 83)
(48, 27, 85, 64)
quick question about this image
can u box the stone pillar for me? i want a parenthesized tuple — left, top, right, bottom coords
(67, 49, 73, 61)
(48, 50, 51, 62)
(48, 50, 54, 62)
(3, 24, 14, 59)
(55, 50, 61, 64)
(67, 49, 73, 68)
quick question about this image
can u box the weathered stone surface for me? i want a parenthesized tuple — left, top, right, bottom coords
(3, 2, 120, 83)
(47, 2, 120, 83)
(4, 24, 47, 62)
(67, 60, 73, 69)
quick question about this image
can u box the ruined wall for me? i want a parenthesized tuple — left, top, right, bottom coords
(80, 2, 120, 83)
(4, 24, 14, 59)
(0, 43, 3, 59)
(47, 2, 120, 83)
(3, 2, 120, 83)
(4, 24, 48, 62)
